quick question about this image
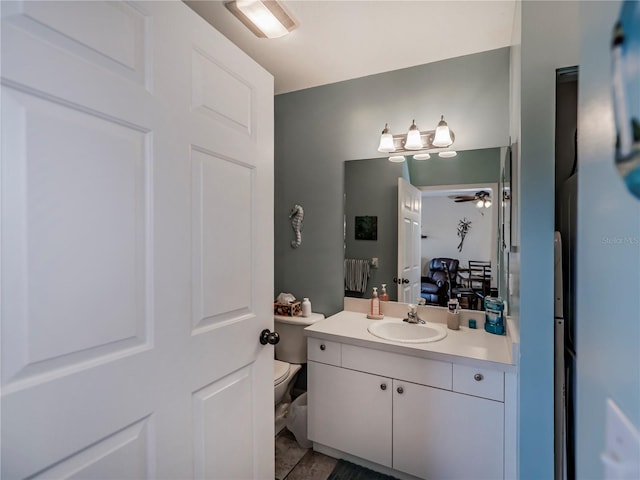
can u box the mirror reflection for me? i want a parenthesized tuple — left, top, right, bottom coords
(344, 147, 511, 310)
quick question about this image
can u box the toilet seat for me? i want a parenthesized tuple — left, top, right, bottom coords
(274, 359, 290, 386)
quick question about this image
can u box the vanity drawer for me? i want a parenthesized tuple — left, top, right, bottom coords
(307, 338, 341, 366)
(341, 344, 452, 390)
(453, 364, 504, 402)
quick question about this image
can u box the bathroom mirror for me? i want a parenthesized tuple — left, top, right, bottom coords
(344, 146, 512, 307)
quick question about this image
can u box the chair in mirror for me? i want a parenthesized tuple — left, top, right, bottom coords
(420, 258, 459, 306)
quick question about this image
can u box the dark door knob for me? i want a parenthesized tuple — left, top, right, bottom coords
(260, 329, 280, 345)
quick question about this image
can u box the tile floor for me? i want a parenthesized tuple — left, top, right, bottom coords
(275, 428, 337, 480)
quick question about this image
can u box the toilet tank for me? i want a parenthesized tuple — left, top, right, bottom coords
(274, 312, 324, 363)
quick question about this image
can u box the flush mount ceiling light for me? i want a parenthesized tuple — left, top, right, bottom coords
(225, 0, 297, 39)
(378, 115, 456, 162)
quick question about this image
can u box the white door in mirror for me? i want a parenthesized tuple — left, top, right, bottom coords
(397, 178, 422, 304)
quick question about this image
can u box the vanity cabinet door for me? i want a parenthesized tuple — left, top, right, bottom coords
(393, 380, 504, 480)
(307, 361, 393, 467)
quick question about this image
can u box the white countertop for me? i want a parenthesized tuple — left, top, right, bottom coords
(304, 310, 517, 372)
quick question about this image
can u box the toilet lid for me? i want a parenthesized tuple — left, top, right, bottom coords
(274, 360, 290, 386)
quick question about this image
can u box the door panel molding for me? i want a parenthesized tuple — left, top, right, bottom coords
(1, 85, 153, 391)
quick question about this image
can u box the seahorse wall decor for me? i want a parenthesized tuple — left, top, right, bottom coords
(289, 204, 304, 248)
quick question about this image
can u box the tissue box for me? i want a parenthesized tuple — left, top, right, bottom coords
(274, 301, 301, 316)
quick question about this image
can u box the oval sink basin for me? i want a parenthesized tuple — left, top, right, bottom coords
(367, 320, 447, 343)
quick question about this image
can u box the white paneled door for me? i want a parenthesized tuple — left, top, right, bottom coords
(1, 2, 274, 478)
(397, 178, 422, 304)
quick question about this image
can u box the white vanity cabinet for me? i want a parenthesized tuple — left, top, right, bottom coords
(307, 361, 392, 467)
(307, 338, 508, 480)
(392, 379, 504, 479)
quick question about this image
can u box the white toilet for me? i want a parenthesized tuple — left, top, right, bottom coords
(274, 312, 324, 434)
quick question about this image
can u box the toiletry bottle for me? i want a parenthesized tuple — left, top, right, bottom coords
(447, 297, 459, 313)
(301, 297, 311, 317)
(447, 297, 460, 330)
(484, 296, 505, 335)
(380, 284, 389, 302)
(371, 287, 380, 316)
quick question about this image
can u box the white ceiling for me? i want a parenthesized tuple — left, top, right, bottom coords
(186, 1, 517, 95)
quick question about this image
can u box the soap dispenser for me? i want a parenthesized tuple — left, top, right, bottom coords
(367, 287, 384, 320)
(380, 284, 389, 302)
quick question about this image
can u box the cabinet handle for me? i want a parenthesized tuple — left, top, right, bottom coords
(474, 373, 484, 382)
(320, 344, 326, 351)
(380, 383, 387, 391)
(397, 386, 404, 394)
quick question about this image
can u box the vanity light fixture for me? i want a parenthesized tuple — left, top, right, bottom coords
(378, 124, 395, 153)
(404, 120, 423, 150)
(225, 0, 297, 39)
(432, 115, 454, 147)
(378, 115, 456, 162)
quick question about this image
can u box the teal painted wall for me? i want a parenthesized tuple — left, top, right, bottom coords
(275, 48, 510, 316)
(519, 1, 579, 478)
(577, 1, 640, 478)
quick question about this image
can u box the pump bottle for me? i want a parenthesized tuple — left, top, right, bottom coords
(380, 284, 389, 302)
(367, 287, 383, 319)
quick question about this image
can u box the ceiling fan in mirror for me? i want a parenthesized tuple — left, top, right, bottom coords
(450, 190, 492, 209)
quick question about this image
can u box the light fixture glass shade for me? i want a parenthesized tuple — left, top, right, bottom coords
(377, 124, 395, 153)
(438, 150, 457, 158)
(226, 0, 296, 39)
(432, 115, 453, 147)
(484, 199, 492, 208)
(404, 120, 423, 150)
(413, 153, 431, 160)
(388, 155, 405, 163)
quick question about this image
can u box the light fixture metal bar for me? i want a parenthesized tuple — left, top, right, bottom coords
(388, 129, 456, 154)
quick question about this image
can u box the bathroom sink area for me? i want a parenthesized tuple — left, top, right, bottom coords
(367, 320, 447, 344)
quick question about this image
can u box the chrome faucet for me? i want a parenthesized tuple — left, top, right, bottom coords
(404, 304, 425, 324)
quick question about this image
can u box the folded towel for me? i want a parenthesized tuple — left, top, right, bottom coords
(344, 258, 371, 293)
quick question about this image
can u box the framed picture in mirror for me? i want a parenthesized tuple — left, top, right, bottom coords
(355, 215, 377, 240)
